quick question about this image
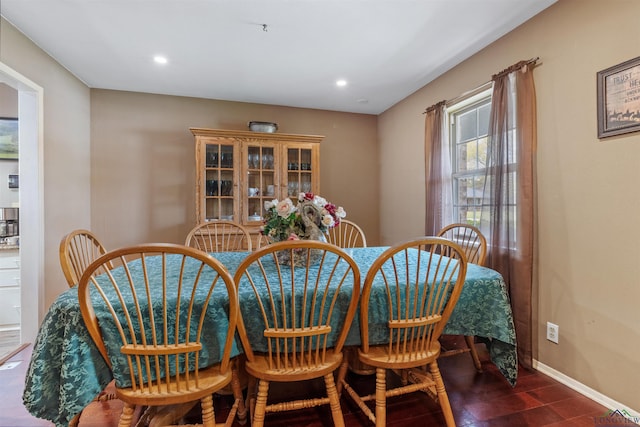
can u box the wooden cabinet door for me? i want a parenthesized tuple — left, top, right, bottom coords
(282, 143, 320, 199)
(243, 142, 279, 224)
(195, 137, 240, 224)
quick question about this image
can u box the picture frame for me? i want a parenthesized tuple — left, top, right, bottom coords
(8, 174, 18, 189)
(597, 56, 640, 138)
(0, 117, 18, 159)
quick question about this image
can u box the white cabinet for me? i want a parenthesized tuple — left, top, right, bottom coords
(0, 249, 20, 330)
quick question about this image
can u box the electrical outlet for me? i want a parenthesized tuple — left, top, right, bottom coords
(546, 322, 559, 344)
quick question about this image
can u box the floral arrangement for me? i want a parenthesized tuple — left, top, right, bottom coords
(261, 192, 346, 243)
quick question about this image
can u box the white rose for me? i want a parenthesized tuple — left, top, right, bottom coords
(314, 196, 327, 207)
(322, 214, 335, 228)
(276, 198, 296, 218)
(298, 192, 307, 202)
(335, 206, 347, 218)
(264, 199, 278, 210)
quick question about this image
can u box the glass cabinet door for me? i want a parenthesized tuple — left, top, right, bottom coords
(245, 144, 276, 222)
(287, 147, 313, 197)
(204, 142, 236, 221)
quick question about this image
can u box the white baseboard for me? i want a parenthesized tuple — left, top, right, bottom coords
(534, 359, 640, 419)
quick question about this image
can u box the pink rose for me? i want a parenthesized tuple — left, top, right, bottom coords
(287, 233, 300, 240)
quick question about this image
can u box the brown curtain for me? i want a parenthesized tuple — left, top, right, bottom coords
(481, 60, 537, 369)
(424, 101, 451, 235)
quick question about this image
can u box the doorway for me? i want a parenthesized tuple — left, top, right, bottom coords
(0, 86, 20, 360)
(0, 62, 44, 352)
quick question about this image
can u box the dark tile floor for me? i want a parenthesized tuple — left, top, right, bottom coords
(2, 338, 634, 426)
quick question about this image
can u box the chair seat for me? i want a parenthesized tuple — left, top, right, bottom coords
(116, 361, 233, 406)
(358, 341, 441, 370)
(245, 350, 343, 382)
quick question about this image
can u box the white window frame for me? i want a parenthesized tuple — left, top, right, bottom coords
(447, 88, 492, 229)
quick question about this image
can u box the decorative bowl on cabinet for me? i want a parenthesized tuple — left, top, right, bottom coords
(248, 121, 278, 133)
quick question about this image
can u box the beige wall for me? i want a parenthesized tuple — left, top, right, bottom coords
(90, 90, 380, 250)
(0, 83, 17, 116)
(1, 18, 91, 307)
(379, 0, 640, 411)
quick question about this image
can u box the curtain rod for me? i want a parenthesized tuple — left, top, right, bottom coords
(423, 100, 446, 114)
(492, 57, 539, 80)
(422, 56, 540, 114)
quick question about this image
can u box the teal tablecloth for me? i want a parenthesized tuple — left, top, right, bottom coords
(23, 247, 516, 427)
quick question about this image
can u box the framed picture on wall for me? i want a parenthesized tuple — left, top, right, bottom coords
(0, 117, 18, 159)
(597, 56, 640, 138)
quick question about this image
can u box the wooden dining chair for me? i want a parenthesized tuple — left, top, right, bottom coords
(59, 230, 117, 425)
(77, 243, 246, 427)
(436, 223, 487, 371)
(255, 233, 271, 250)
(325, 219, 367, 248)
(59, 229, 112, 287)
(185, 220, 253, 252)
(338, 237, 468, 427)
(436, 223, 487, 265)
(233, 240, 361, 427)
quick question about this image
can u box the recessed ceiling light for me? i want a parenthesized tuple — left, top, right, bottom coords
(336, 79, 347, 87)
(154, 55, 168, 65)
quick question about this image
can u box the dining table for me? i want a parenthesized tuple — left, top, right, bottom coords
(22, 246, 517, 427)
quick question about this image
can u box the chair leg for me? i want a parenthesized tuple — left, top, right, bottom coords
(251, 379, 270, 427)
(375, 368, 386, 427)
(246, 375, 257, 425)
(429, 362, 456, 427)
(324, 373, 345, 427)
(464, 335, 483, 372)
(200, 394, 216, 427)
(231, 361, 248, 424)
(118, 402, 136, 427)
(335, 352, 350, 396)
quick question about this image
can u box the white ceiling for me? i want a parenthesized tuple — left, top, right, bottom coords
(0, 0, 556, 115)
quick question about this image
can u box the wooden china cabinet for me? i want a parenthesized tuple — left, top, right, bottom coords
(190, 127, 323, 239)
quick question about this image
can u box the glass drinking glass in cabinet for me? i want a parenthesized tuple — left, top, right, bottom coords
(248, 153, 260, 169)
(220, 152, 233, 168)
(206, 151, 218, 167)
(220, 180, 233, 196)
(262, 153, 274, 169)
(288, 181, 299, 195)
(206, 180, 219, 196)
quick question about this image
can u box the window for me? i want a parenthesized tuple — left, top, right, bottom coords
(448, 90, 492, 228)
(448, 85, 519, 247)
